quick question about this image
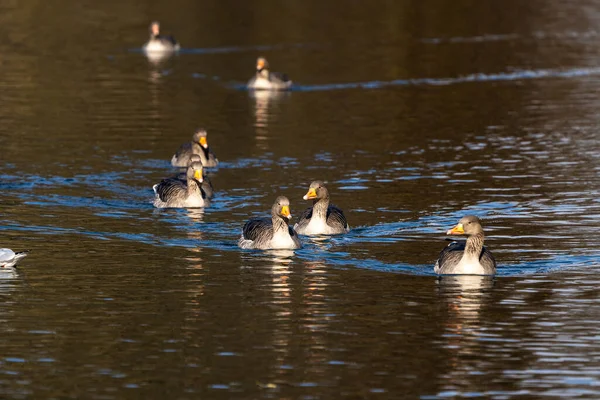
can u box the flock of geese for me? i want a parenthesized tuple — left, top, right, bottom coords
(0, 22, 496, 276)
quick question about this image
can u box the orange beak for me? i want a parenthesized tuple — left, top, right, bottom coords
(257, 59, 265, 69)
(447, 223, 465, 235)
(303, 188, 317, 200)
(199, 137, 207, 148)
(193, 169, 203, 182)
(281, 205, 291, 219)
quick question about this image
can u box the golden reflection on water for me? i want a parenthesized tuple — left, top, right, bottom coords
(0, 267, 20, 295)
(436, 275, 495, 386)
(250, 90, 290, 150)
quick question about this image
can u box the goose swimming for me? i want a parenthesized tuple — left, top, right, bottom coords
(238, 196, 302, 250)
(171, 129, 218, 168)
(0, 249, 28, 268)
(294, 181, 349, 235)
(435, 215, 496, 275)
(172, 154, 214, 199)
(153, 162, 208, 208)
(143, 21, 180, 53)
(247, 57, 292, 90)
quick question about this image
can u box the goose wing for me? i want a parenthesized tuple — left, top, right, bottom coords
(176, 141, 192, 156)
(435, 240, 496, 273)
(326, 205, 349, 230)
(293, 207, 313, 231)
(153, 178, 187, 202)
(242, 217, 274, 242)
(271, 72, 290, 83)
(435, 240, 465, 272)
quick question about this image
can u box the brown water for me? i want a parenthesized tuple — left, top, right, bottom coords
(1, 1, 600, 398)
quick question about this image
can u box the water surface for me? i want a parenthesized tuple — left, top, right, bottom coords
(1, 0, 600, 398)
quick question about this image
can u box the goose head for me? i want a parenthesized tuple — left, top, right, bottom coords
(447, 215, 484, 236)
(192, 129, 209, 149)
(256, 57, 269, 73)
(187, 161, 204, 183)
(303, 180, 329, 201)
(272, 196, 292, 220)
(149, 21, 160, 38)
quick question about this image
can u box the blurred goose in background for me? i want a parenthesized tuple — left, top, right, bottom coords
(435, 215, 497, 275)
(294, 181, 349, 235)
(238, 196, 302, 250)
(171, 129, 219, 167)
(153, 162, 208, 208)
(172, 154, 214, 198)
(143, 21, 180, 53)
(247, 57, 292, 90)
(0, 249, 28, 268)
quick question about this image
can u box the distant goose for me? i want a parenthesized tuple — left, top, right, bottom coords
(435, 215, 497, 275)
(171, 129, 219, 168)
(172, 154, 214, 198)
(0, 249, 28, 268)
(143, 21, 180, 53)
(294, 181, 349, 235)
(247, 57, 292, 90)
(153, 162, 208, 208)
(238, 196, 302, 250)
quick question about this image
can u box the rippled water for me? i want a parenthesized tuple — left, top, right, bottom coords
(1, 0, 600, 398)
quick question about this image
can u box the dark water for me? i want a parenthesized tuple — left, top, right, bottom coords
(1, 0, 600, 398)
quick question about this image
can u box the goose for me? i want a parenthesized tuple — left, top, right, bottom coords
(143, 21, 180, 53)
(0, 249, 28, 268)
(153, 162, 208, 208)
(247, 57, 292, 90)
(171, 129, 219, 167)
(435, 215, 497, 275)
(294, 181, 349, 235)
(238, 196, 302, 250)
(172, 154, 214, 198)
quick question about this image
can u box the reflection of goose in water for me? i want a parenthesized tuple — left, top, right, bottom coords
(294, 181, 349, 236)
(171, 154, 214, 199)
(153, 162, 208, 208)
(238, 196, 302, 250)
(436, 274, 495, 367)
(171, 129, 219, 168)
(250, 89, 290, 150)
(435, 216, 496, 275)
(143, 21, 179, 53)
(0, 249, 28, 268)
(247, 57, 292, 90)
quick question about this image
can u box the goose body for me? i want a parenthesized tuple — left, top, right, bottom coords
(247, 57, 292, 91)
(434, 215, 496, 275)
(153, 162, 208, 208)
(238, 196, 302, 250)
(0, 249, 28, 268)
(171, 129, 218, 167)
(143, 21, 180, 53)
(294, 181, 349, 235)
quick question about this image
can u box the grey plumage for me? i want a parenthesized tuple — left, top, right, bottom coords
(171, 129, 218, 167)
(294, 181, 349, 235)
(172, 154, 214, 198)
(0, 249, 28, 268)
(247, 57, 292, 90)
(434, 215, 497, 275)
(238, 196, 302, 250)
(153, 162, 208, 208)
